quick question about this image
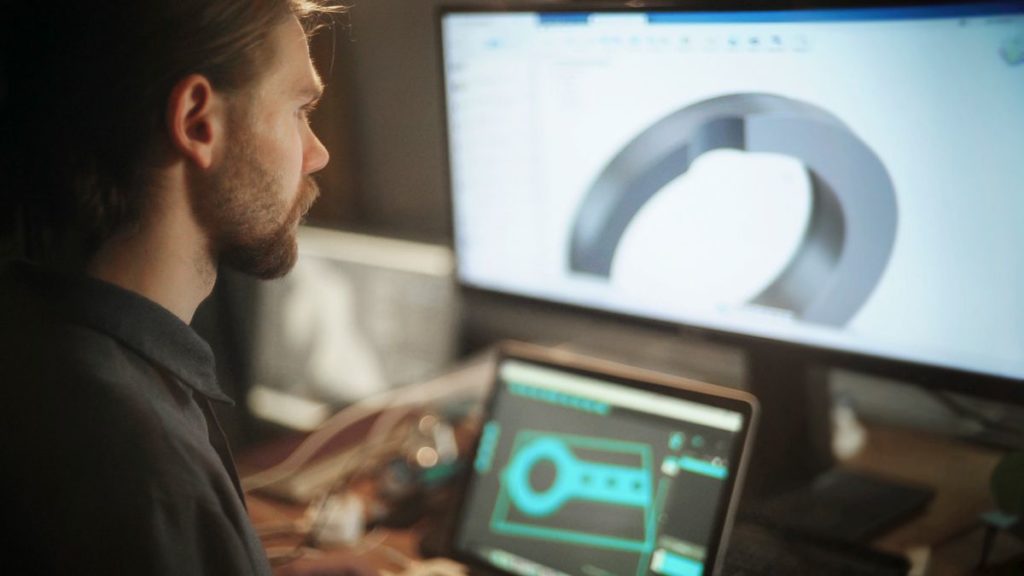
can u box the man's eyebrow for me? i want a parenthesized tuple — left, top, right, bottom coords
(298, 85, 324, 104)
(299, 72, 325, 102)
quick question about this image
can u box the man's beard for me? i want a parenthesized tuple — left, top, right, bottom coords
(194, 134, 320, 280)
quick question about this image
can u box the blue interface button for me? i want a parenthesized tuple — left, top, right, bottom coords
(651, 549, 704, 576)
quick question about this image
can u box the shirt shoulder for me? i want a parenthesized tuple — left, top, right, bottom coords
(0, 298, 270, 575)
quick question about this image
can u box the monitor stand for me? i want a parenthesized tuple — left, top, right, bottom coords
(741, 346, 935, 543)
(742, 346, 835, 499)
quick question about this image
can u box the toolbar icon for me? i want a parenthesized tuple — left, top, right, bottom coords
(1002, 33, 1024, 66)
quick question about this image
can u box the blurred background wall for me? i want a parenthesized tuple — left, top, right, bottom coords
(302, 0, 481, 242)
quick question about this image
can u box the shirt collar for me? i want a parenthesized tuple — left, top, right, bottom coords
(13, 261, 234, 404)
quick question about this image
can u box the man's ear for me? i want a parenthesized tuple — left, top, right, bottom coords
(167, 74, 224, 170)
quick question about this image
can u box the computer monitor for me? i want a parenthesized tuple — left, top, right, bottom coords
(438, 0, 1024, 494)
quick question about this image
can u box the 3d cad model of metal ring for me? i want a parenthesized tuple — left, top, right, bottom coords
(568, 93, 898, 326)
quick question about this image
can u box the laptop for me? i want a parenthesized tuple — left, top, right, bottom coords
(444, 342, 759, 576)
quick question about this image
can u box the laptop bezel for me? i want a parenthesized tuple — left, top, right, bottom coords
(447, 341, 759, 576)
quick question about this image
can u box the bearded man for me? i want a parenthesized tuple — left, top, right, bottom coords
(0, 1, 362, 574)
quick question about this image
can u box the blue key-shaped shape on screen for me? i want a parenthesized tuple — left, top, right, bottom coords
(504, 436, 652, 517)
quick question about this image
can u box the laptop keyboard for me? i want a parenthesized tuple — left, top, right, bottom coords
(722, 521, 910, 576)
(419, 522, 908, 576)
(417, 522, 909, 576)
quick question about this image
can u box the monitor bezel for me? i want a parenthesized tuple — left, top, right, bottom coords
(435, 0, 1024, 405)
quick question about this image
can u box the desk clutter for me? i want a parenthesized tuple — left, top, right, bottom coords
(243, 357, 493, 564)
(243, 350, 1023, 575)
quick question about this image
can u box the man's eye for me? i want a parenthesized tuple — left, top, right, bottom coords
(299, 102, 320, 121)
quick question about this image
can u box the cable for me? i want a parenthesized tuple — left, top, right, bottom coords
(255, 519, 305, 538)
(242, 399, 381, 492)
(242, 353, 490, 493)
(265, 545, 319, 566)
(931, 390, 1022, 434)
(353, 526, 392, 557)
(249, 352, 493, 573)
(301, 412, 421, 547)
(376, 542, 415, 569)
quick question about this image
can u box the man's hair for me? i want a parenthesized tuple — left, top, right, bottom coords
(0, 0, 342, 262)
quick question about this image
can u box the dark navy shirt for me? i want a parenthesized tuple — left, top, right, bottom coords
(0, 261, 272, 575)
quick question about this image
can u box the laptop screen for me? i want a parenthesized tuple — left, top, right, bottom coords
(452, 352, 755, 576)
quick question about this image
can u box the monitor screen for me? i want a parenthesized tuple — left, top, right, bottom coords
(439, 2, 1024, 383)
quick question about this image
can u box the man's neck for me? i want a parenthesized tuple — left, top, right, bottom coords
(87, 204, 216, 325)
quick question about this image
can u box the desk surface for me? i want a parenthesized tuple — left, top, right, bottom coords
(846, 425, 1020, 575)
(242, 400, 1022, 576)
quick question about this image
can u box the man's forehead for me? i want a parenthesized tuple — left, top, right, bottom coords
(263, 17, 323, 98)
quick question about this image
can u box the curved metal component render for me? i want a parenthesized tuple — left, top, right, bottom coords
(567, 93, 898, 326)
